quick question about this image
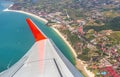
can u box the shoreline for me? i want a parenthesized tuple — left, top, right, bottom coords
(51, 27, 77, 57)
(3, 8, 95, 76)
(51, 27, 95, 77)
(3, 9, 48, 24)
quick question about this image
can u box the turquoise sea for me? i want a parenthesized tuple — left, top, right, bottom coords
(0, 1, 76, 73)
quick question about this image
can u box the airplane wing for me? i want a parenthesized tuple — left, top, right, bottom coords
(0, 18, 83, 77)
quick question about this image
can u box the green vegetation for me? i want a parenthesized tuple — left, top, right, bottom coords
(77, 48, 90, 61)
(108, 31, 120, 45)
(106, 17, 120, 30)
(77, 54, 90, 61)
(60, 29, 81, 45)
(102, 11, 120, 18)
(10, 0, 120, 75)
(85, 16, 120, 31)
(59, 29, 83, 53)
(118, 49, 120, 54)
(60, 29, 80, 44)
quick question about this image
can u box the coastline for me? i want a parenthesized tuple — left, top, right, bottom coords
(51, 27, 95, 77)
(51, 27, 77, 57)
(3, 9, 48, 24)
(3, 8, 94, 76)
(76, 59, 95, 77)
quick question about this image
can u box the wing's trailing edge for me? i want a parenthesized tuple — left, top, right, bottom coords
(26, 18, 46, 41)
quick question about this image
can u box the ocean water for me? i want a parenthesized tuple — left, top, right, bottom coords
(0, 1, 13, 11)
(0, 2, 75, 72)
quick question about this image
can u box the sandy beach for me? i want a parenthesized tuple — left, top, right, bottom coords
(76, 59, 95, 77)
(3, 9, 48, 24)
(3, 8, 94, 77)
(52, 27, 77, 57)
(52, 27, 95, 77)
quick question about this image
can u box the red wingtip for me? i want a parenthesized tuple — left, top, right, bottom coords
(26, 18, 46, 42)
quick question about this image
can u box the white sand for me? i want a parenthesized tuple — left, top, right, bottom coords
(3, 9, 48, 24)
(52, 27, 95, 77)
(76, 59, 95, 77)
(3, 9, 94, 77)
(52, 27, 77, 57)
